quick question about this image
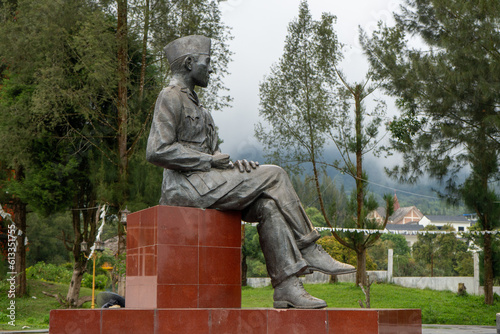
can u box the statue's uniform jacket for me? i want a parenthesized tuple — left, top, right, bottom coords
(146, 85, 242, 208)
(146, 84, 320, 287)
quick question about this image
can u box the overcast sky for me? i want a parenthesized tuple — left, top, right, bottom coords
(213, 0, 402, 161)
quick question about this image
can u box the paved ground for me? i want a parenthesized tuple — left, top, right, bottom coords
(1, 325, 498, 333)
(423, 325, 497, 334)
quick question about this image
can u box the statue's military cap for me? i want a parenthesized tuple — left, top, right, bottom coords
(164, 35, 211, 65)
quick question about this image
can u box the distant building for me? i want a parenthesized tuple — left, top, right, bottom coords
(369, 194, 478, 247)
(419, 215, 476, 232)
(369, 194, 424, 225)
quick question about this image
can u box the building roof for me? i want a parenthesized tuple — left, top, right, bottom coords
(424, 215, 471, 223)
(390, 206, 413, 223)
(375, 207, 387, 218)
(371, 205, 423, 224)
(386, 223, 424, 231)
(389, 206, 423, 224)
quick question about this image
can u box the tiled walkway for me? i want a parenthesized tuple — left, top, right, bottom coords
(423, 324, 497, 333)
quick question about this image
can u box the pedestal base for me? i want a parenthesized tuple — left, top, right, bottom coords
(49, 308, 422, 334)
(126, 206, 242, 309)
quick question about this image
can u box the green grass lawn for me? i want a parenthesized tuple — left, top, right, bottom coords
(0, 279, 96, 331)
(242, 282, 500, 326)
(1, 280, 498, 330)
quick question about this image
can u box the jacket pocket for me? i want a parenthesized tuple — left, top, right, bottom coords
(179, 106, 205, 143)
(185, 170, 227, 196)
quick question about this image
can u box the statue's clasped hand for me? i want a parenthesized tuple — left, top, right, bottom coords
(231, 159, 259, 173)
(211, 154, 258, 172)
(211, 153, 232, 169)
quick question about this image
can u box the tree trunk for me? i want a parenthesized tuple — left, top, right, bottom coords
(354, 85, 363, 230)
(241, 224, 247, 286)
(241, 252, 247, 287)
(116, 0, 129, 291)
(356, 248, 367, 286)
(66, 259, 87, 308)
(431, 253, 434, 277)
(117, 0, 129, 201)
(66, 208, 88, 307)
(354, 86, 367, 288)
(480, 166, 494, 305)
(12, 195, 26, 297)
(483, 232, 494, 305)
(138, 0, 150, 108)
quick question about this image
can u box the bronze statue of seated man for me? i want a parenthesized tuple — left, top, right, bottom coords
(146, 35, 355, 309)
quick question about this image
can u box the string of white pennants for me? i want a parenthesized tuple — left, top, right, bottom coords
(243, 222, 500, 236)
(314, 226, 500, 236)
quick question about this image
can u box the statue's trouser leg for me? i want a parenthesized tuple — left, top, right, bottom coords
(243, 199, 308, 287)
(210, 165, 320, 286)
(211, 165, 319, 243)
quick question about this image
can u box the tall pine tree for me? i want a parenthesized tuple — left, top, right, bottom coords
(361, 0, 500, 304)
(257, 0, 392, 285)
(0, 0, 233, 306)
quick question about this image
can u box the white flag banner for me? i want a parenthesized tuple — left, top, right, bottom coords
(312, 226, 500, 236)
(89, 204, 107, 258)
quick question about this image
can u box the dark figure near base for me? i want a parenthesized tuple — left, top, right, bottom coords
(146, 35, 355, 309)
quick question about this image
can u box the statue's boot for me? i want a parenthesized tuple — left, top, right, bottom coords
(301, 243, 356, 275)
(273, 276, 327, 309)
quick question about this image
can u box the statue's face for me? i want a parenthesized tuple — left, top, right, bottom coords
(190, 54, 213, 88)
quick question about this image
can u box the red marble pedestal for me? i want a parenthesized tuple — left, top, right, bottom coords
(49, 206, 423, 334)
(125, 206, 242, 309)
(49, 308, 422, 334)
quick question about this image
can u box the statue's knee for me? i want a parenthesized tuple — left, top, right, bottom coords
(265, 165, 288, 181)
(242, 198, 277, 222)
(260, 199, 279, 214)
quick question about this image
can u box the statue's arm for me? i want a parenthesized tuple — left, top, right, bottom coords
(146, 89, 213, 171)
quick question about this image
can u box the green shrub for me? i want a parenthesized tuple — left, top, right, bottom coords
(247, 258, 267, 277)
(26, 262, 73, 284)
(82, 273, 108, 290)
(317, 236, 377, 270)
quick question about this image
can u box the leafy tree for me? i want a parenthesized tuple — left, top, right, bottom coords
(412, 225, 439, 277)
(393, 255, 426, 277)
(412, 224, 472, 277)
(361, 0, 500, 304)
(242, 225, 267, 279)
(127, 139, 163, 211)
(256, 1, 341, 175)
(0, 0, 232, 306)
(381, 234, 411, 256)
(0, 0, 128, 306)
(368, 234, 411, 270)
(125, 0, 233, 114)
(434, 227, 471, 277)
(317, 236, 376, 270)
(292, 173, 349, 224)
(305, 207, 327, 230)
(26, 212, 73, 266)
(0, 0, 103, 298)
(467, 224, 500, 284)
(256, 0, 392, 285)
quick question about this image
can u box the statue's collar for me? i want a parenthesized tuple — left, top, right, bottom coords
(180, 87, 199, 105)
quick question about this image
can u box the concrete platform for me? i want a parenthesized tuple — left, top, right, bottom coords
(422, 324, 496, 334)
(49, 308, 422, 334)
(49, 206, 423, 334)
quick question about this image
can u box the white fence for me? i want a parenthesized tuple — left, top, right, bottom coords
(392, 276, 476, 293)
(247, 250, 500, 296)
